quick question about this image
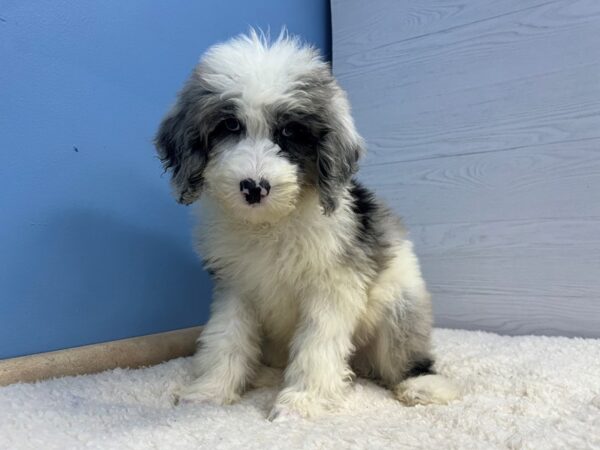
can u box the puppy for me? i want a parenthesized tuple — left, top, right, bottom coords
(155, 30, 459, 419)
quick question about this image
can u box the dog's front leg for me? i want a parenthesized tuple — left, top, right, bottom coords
(176, 287, 260, 405)
(269, 283, 364, 420)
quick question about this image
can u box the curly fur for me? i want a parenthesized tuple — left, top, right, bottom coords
(155, 30, 460, 419)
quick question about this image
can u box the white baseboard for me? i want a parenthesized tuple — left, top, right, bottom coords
(0, 326, 202, 386)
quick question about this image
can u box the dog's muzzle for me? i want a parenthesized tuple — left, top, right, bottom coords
(240, 178, 271, 205)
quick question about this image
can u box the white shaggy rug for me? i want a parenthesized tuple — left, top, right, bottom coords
(1, 329, 599, 450)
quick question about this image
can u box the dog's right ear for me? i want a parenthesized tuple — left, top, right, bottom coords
(316, 85, 365, 215)
(155, 82, 209, 205)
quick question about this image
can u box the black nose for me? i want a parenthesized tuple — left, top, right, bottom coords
(240, 178, 270, 204)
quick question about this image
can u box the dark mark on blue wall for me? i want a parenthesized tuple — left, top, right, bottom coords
(73, 146, 79, 152)
(0, 17, 6, 23)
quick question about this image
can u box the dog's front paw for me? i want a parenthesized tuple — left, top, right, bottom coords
(174, 378, 240, 406)
(267, 404, 304, 422)
(268, 388, 334, 420)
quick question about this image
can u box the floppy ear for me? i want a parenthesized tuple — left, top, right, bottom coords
(317, 89, 365, 214)
(154, 82, 209, 205)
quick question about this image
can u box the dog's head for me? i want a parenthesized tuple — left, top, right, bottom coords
(155, 30, 364, 223)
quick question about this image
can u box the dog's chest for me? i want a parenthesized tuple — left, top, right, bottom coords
(221, 219, 338, 286)
(200, 211, 346, 333)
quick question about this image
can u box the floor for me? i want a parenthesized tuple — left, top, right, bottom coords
(1, 329, 599, 449)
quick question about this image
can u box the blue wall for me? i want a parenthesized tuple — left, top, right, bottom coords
(0, 1, 331, 359)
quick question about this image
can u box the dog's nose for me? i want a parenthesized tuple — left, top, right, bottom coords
(240, 178, 270, 204)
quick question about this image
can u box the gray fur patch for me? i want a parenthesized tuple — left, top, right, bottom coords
(154, 71, 237, 204)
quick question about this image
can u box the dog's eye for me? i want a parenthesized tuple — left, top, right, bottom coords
(281, 122, 307, 139)
(208, 117, 244, 146)
(282, 125, 294, 138)
(224, 118, 241, 132)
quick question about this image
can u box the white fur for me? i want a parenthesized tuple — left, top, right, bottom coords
(200, 31, 327, 113)
(189, 192, 372, 417)
(160, 32, 460, 418)
(203, 138, 300, 224)
(183, 189, 459, 417)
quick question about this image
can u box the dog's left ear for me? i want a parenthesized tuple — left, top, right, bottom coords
(317, 88, 365, 214)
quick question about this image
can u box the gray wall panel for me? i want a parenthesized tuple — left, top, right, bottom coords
(332, 0, 600, 337)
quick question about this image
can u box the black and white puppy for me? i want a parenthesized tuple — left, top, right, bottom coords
(155, 31, 459, 420)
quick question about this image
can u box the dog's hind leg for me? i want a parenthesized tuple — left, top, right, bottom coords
(369, 292, 461, 406)
(363, 244, 461, 406)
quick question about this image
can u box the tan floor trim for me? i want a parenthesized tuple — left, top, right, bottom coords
(0, 326, 202, 387)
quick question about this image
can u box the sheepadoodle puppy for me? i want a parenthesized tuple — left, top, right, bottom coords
(155, 31, 459, 419)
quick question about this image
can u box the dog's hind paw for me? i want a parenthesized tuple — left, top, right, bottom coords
(394, 374, 461, 406)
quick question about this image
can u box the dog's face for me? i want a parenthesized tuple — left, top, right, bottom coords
(155, 31, 364, 224)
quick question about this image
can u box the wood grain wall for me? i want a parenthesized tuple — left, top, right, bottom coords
(332, 0, 600, 337)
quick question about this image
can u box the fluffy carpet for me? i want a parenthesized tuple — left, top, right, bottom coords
(1, 329, 599, 449)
